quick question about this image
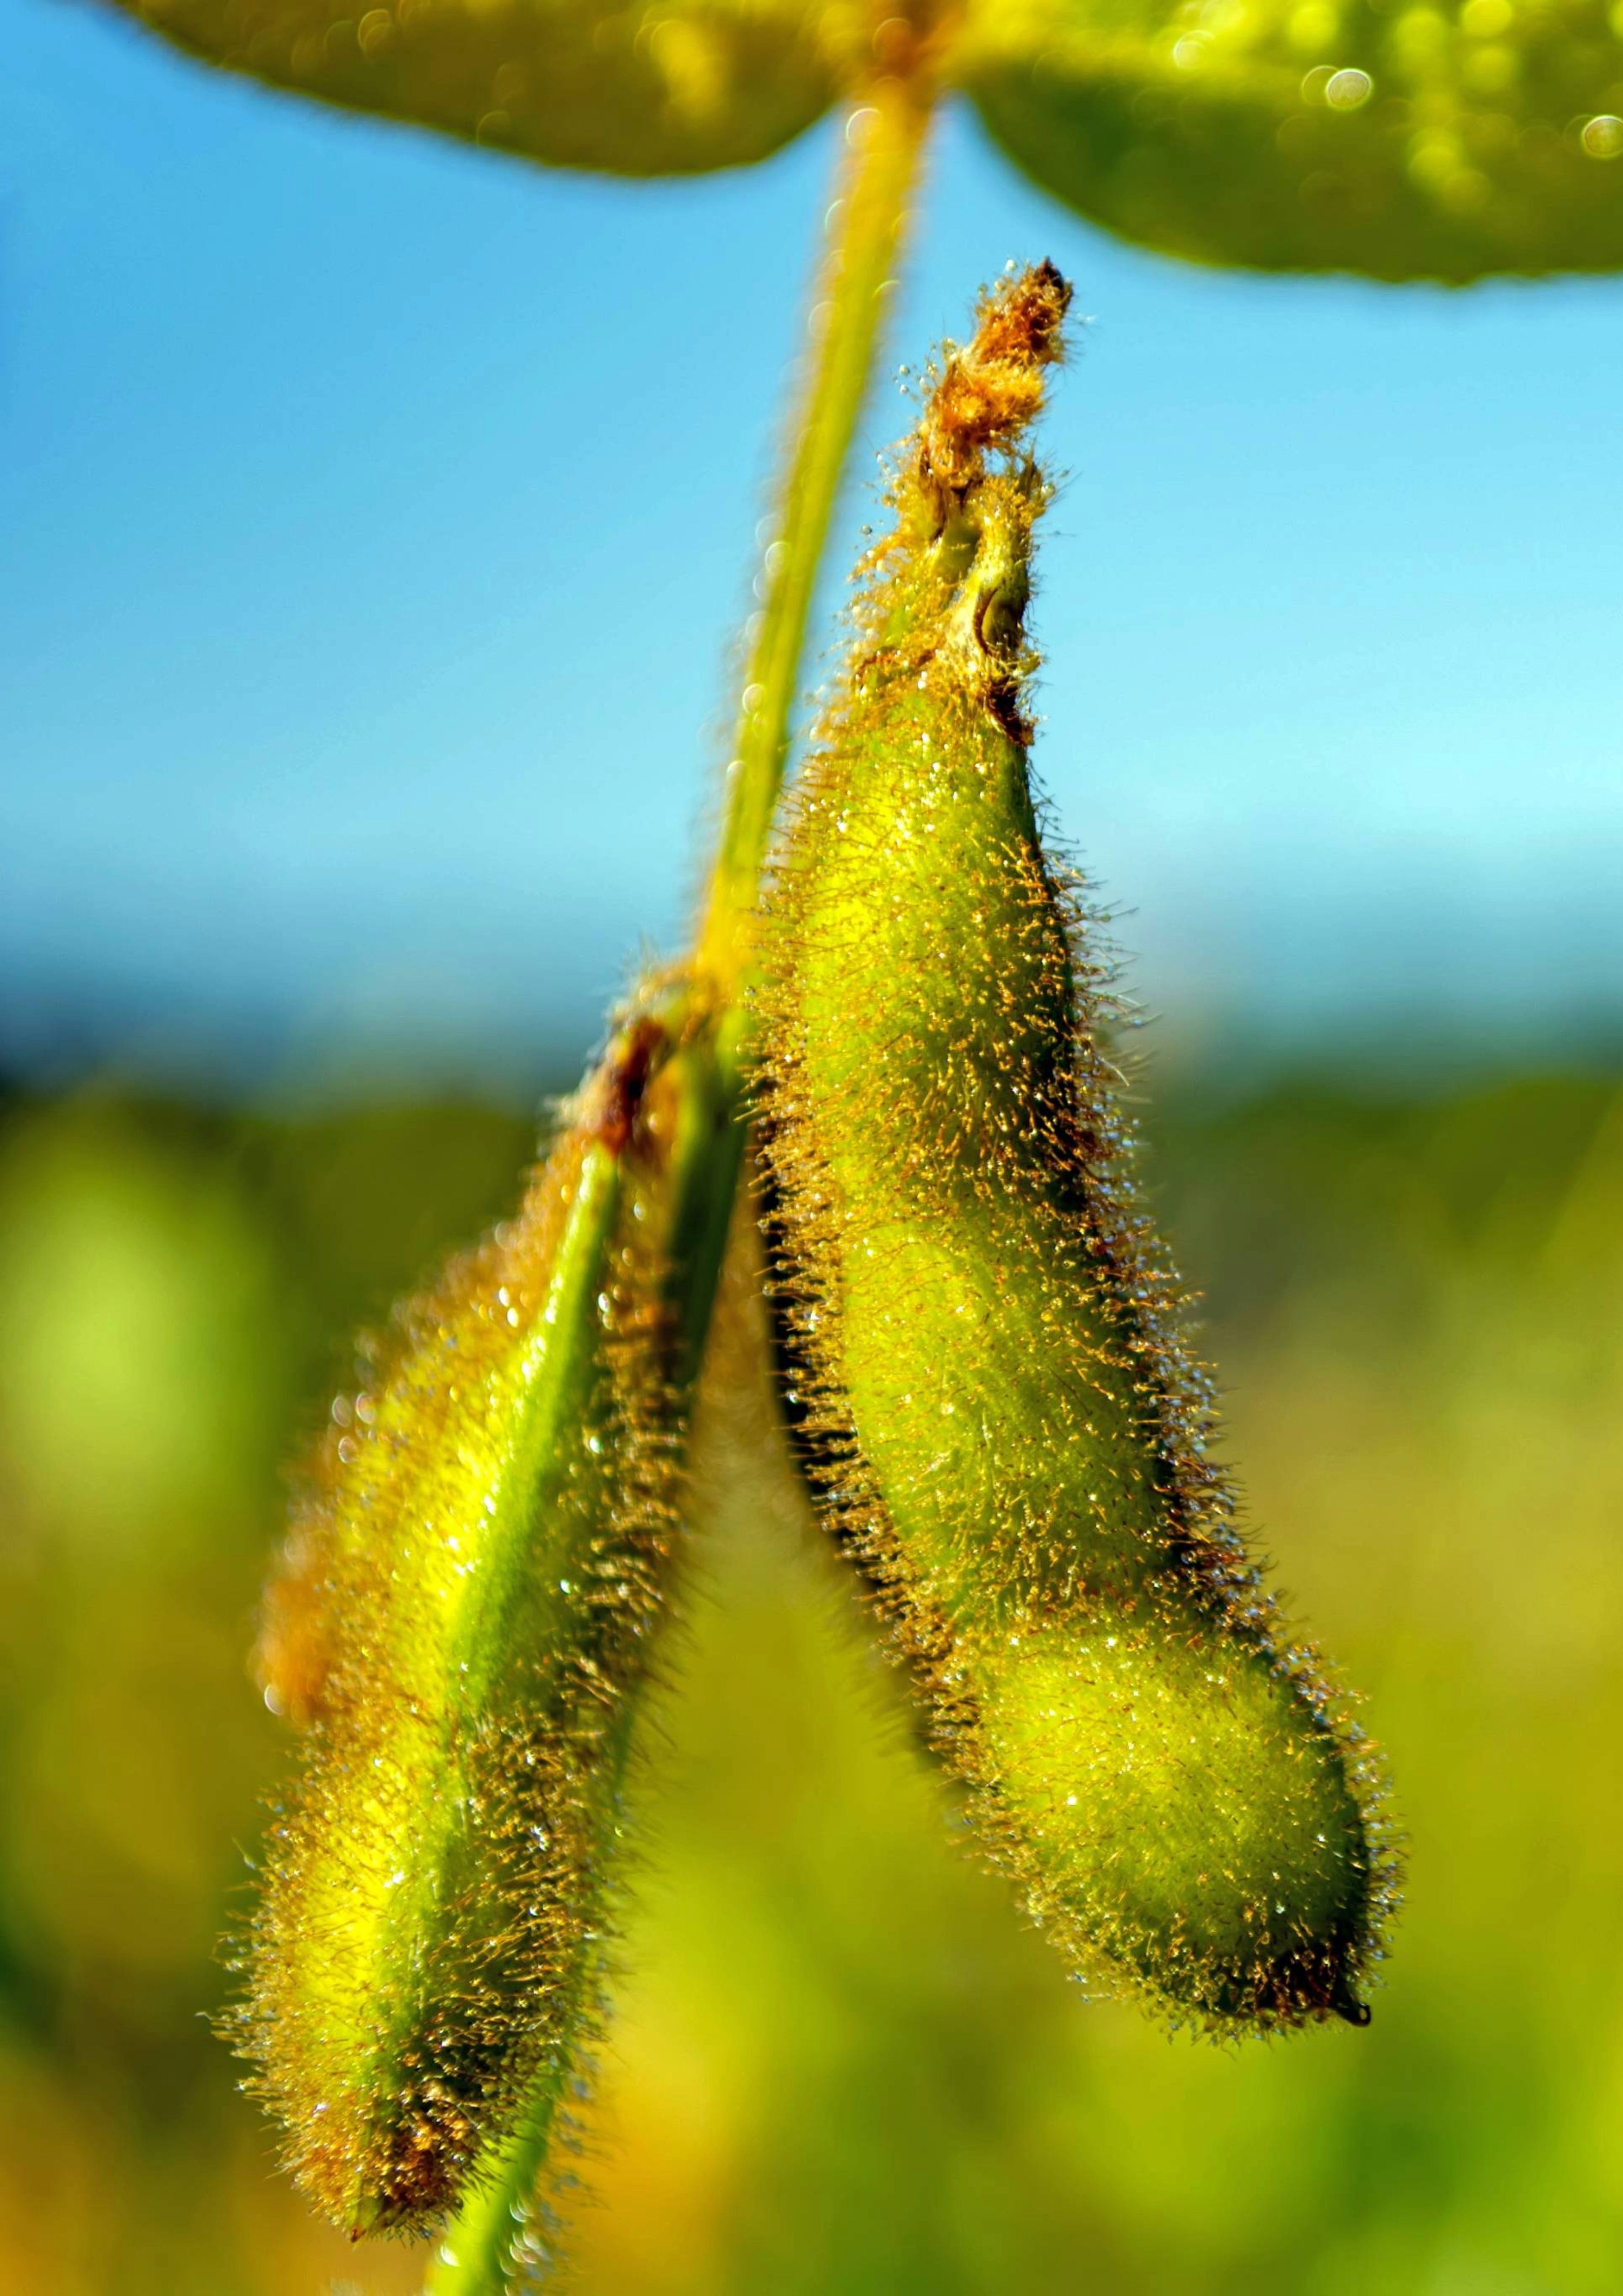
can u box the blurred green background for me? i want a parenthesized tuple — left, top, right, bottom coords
(3, 1051, 1619, 2294)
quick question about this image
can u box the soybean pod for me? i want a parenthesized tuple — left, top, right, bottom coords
(757, 264, 1394, 2032)
(234, 984, 726, 2235)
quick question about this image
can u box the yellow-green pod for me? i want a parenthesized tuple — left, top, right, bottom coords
(234, 986, 725, 2235)
(757, 265, 1395, 2032)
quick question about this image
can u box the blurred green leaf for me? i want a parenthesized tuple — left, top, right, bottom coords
(98, 0, 858, 176)
(92, 0, 1623, 274)
(954, 0, 1623, 277)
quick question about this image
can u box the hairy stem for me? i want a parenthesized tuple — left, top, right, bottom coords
(420, 72, 931, 2296)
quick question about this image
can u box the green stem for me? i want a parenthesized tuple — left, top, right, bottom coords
(422, 2075, 572, 2294)
(696, 72, 933, 997)
(693, 72, 934, 1529)
(420, 73, 930, 2296)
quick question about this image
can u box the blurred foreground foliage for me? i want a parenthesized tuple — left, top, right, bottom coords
(1, 1054, 1620, 2293)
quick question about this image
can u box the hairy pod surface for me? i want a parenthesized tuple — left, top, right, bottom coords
(757, 265, 1395, 2032)
(236, 991, 722, 2235)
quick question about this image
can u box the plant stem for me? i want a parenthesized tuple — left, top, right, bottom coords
(696, 69, 933, 998)
(692, 67, 934, 1528)
(420, 71, 930, 2296)
(421, 2065, 578, 2294)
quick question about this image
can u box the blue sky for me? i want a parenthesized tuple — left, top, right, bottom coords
(4, 4, 1622, 1096)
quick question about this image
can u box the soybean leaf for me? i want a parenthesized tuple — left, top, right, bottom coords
(953, 0, 1623, 277)
(95, 0, 853, 175)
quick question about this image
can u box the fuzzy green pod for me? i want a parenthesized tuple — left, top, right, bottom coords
(235, 987, 724, 2236)
(757, 265, 1394, 2031)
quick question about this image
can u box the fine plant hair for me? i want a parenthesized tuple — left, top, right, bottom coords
(754, 265, 1397, 2032)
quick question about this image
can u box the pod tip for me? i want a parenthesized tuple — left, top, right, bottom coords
(913, 260, 1075, 505)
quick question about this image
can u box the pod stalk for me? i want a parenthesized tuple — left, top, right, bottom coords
(696, 73, 933, 1002)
